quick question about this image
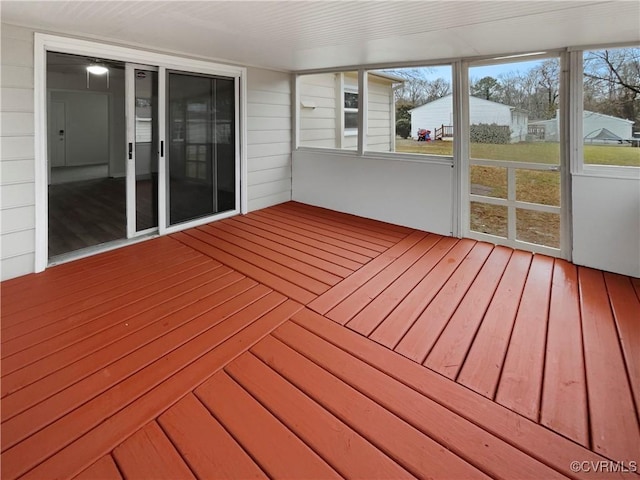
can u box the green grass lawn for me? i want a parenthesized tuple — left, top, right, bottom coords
(393, 138, 640, 247)
(395, 138, 640, 166)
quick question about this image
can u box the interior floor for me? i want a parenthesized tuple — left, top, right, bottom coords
(48, 177, 127, 258)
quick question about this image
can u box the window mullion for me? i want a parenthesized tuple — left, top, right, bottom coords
(358, 69, 367, 154)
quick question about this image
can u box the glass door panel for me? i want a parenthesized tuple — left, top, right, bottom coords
(167, 72, 236, 226)
(134, 69, 159, 231)
(126, 65, 159, 236)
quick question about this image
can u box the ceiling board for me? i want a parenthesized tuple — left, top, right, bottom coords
(1, 1, 638, 71)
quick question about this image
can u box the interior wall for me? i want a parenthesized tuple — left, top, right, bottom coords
(572, 173, 640, 278)
(292, 150, 454, 235)
(47, 61, 126, 180)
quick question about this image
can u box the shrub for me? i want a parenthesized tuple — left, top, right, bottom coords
(470, 123, 511, 144)
(396, 118, 411, 139)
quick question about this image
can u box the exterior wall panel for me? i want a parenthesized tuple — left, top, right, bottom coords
(1, 24, 36, 280)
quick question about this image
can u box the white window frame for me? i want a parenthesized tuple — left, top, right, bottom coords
(570, 43, 640, 179)
(33, 33, 248, 273)
(343, 87, 359, 137)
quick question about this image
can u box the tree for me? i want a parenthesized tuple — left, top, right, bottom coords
(470, 76, 501, 101)
(584, 47, 640, 129)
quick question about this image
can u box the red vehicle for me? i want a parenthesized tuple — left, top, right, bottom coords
(417, 129, 431, 142)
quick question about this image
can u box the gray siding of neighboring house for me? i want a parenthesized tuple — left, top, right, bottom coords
(0, 23, 292, 280)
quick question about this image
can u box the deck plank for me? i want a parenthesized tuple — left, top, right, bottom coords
(456, 250, 532, 398)
(255, 209, 386, 256)
(0, 293, 290, 478)
(291, 308, 634, 480)
(604, 272, 640, 417)
(173, 230, 317, 304)
(0, 236, 180, 301)
(275, 202, 401, 246)
(1, 279, 262, 429)
(579, 267, 640, 463)
(308, 230, 427, 315)
(188, 227, 330, 295)
(1, 258, 218, 355)
(12, 300, 302, 480)
(540, 260, 589, 447)
(198, 223, 342, 285)
(1, 239, 198, 327)
(1, 268, 241, 397)
(424, 246, 512, 379)
(2, 201, 638, 479)
(1, 265, 233, 381)
(346, 235, 455, 337)
(112, 422, 195, 479)
(327, 234, 440, 325)
(223, 217, 354, 277)
(1, 238, 192, 321)
(281, 202, 413, 237)
(158, 393, 267, 480)
(196, 371, 341, 479)
(251, 334, 489, 480)
(394, 242, 494, 363)
(73, 455, 122, 480)
(231, 214, 365, 268)
(495, 255, 554, 421)
(273, 320, 566, 480)
(369, 238, 475, 349)
(226, 352, 414, 479)
(247, 211, 374, 264)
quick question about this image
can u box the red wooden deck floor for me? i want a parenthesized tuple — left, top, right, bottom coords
(1, 202, 638, 479)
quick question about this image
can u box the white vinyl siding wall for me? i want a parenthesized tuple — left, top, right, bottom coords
(298, 73, 338, 148)
(366, 76, 394, 152)
(299, 72, 395, 150)
(1, 24, 36, 281)
(246, 67, 292, 211)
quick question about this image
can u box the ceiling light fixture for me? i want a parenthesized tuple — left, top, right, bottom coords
(86, 64, 108, 75)
(86, 62, 110, 89)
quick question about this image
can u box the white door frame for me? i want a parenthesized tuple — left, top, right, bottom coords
(34, 33, 248, 273)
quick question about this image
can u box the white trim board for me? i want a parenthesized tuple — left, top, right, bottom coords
(33, 33, 248, 272)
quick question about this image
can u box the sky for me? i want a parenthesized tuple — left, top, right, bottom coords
(392, 59, 546, 84)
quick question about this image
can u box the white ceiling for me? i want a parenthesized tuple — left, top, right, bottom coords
(2, 1, 639, 71)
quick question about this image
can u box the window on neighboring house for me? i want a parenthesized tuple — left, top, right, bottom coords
(582, 46, 640, 168)
(343, 89, 358, 136)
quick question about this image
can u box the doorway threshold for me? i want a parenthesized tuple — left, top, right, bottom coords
(48, 233, 159, 268)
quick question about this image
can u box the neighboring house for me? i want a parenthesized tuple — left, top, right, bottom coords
(410, 94, 529, 143)
(298, 71, 403, 152)
(529, 110, 634, 142)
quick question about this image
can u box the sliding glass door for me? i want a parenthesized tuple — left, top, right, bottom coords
(166, 71, 237, 228)
(126, 65, 159, 237)
(126, 66, 239, 237)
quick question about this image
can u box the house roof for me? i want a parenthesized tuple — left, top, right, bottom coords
(1, 1, 638, 71)
(584, 110, 635, 124)
(530, 110, 634, 125)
